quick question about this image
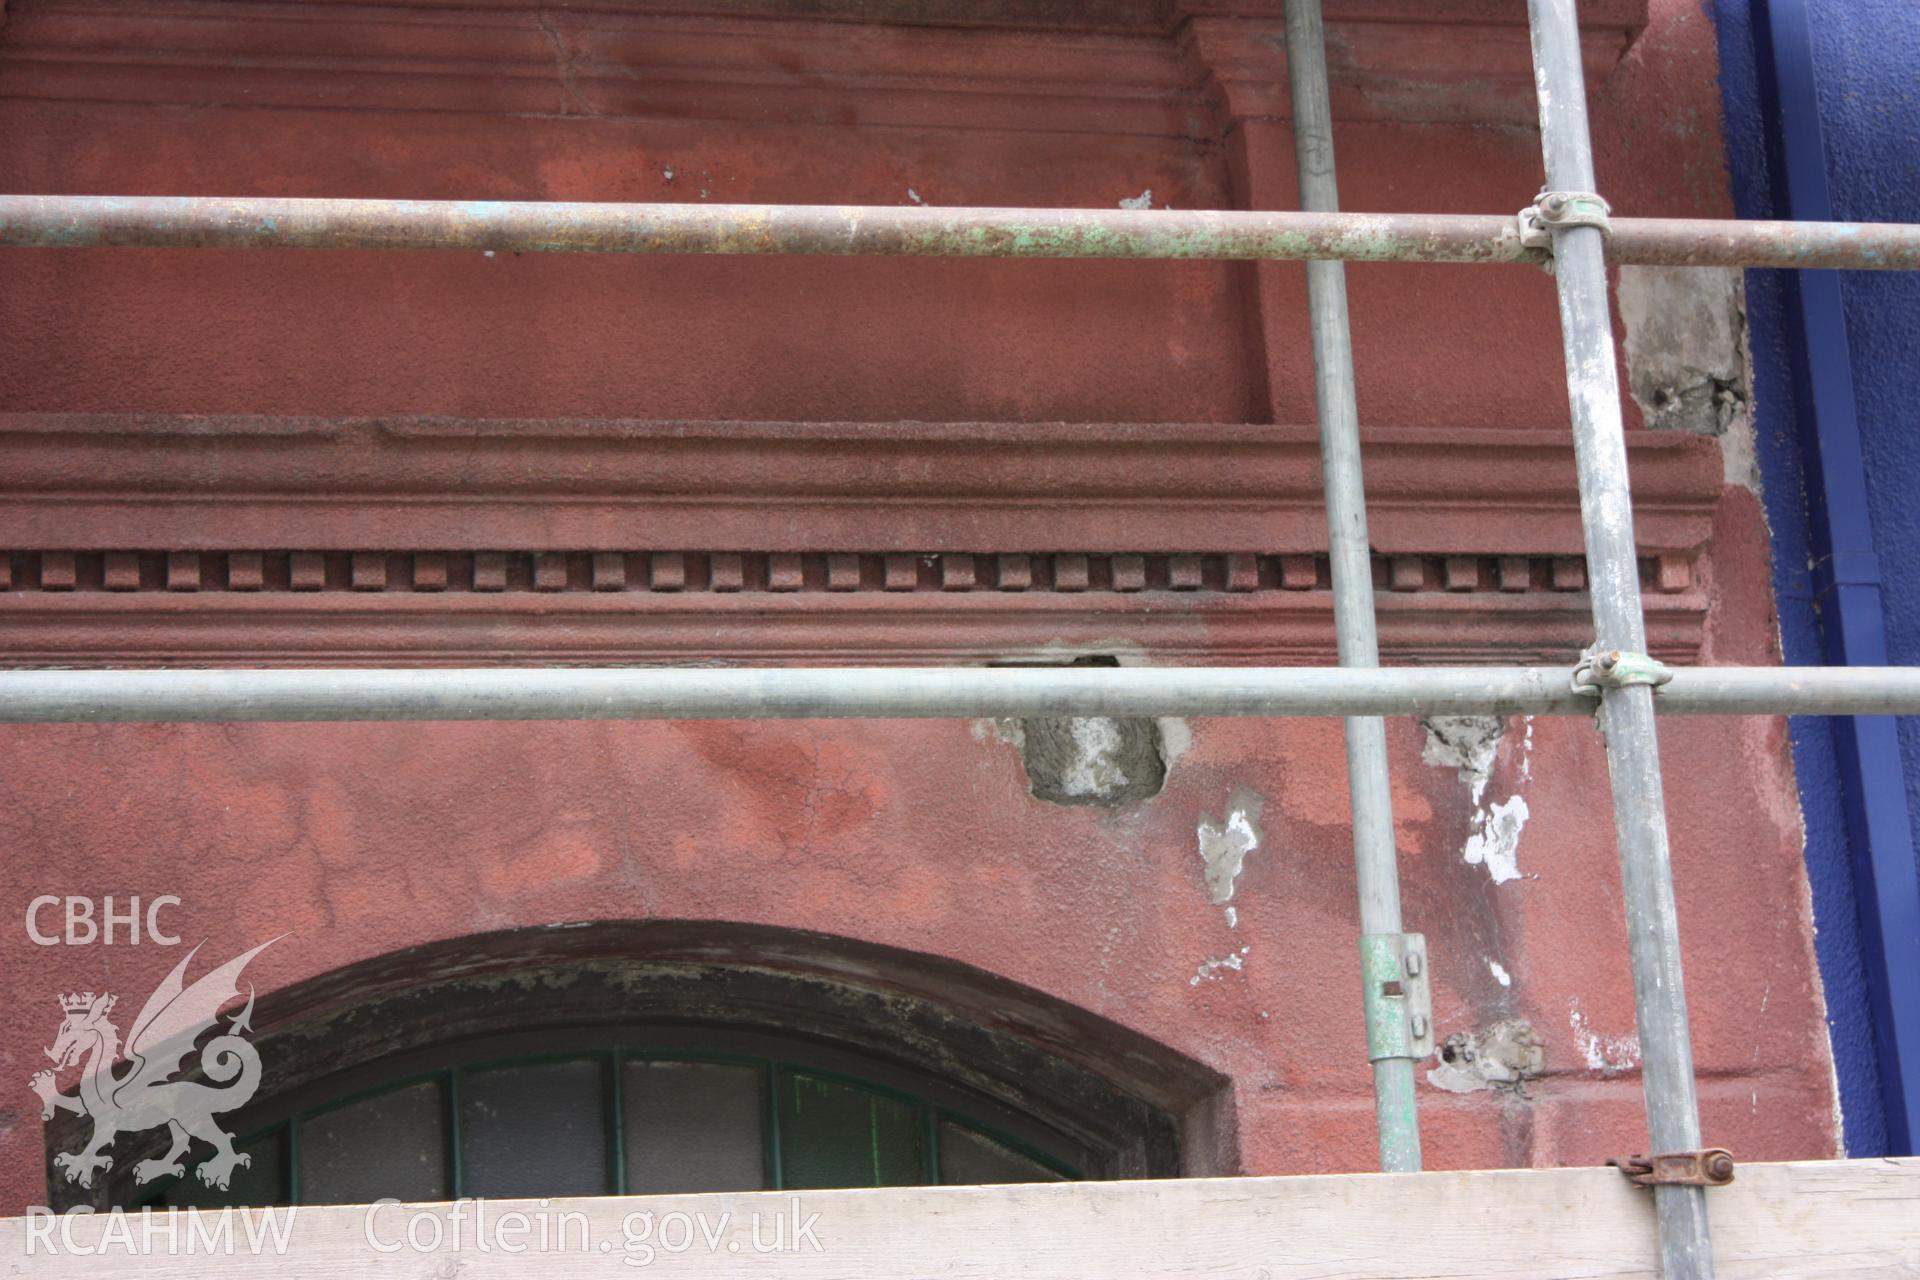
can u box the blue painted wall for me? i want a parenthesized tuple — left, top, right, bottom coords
(1712, 0, 1920, 1156)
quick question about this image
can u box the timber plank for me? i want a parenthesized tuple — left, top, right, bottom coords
(3, 1158, 1915, 1278)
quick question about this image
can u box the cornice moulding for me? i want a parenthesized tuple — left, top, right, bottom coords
(0, 414, 1723, 558)
(0, 1, 1642, 132)
(0, 589, 1705, 667)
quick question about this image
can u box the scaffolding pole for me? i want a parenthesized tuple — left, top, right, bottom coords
(1529, 1, 1711, 1274)
(5, 665, 1920, 723)
(3, 194, 1920, 270)
(1283, 0, 1420, 1175)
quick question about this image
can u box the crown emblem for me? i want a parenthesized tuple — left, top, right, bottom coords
(59, 992, 98, 1013)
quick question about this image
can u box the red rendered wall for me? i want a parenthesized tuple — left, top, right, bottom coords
(0, 0, 1838, 1212)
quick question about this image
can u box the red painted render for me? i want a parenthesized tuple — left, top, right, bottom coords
(0, 0, 1840, 1211)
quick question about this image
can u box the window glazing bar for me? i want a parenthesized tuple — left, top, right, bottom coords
(3, 195, 1919, 271)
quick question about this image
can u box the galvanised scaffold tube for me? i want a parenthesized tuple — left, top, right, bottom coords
(1529, 0, 1712, 1275)
(1284, 0, 1421, 1175)
(6, 665, 1920, 724)
(3, 195, 1920, 270)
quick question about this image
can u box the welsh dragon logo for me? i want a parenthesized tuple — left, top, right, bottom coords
(29, 939, 277, 1192)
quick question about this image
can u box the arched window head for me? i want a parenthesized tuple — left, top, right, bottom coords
(47, 922, 1230, 1210)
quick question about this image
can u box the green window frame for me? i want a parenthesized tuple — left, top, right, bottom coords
(151, 1047, 1080, 1209)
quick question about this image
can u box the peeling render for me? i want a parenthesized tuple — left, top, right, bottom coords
(1618, 264, 1760, 492)
(1010, 715, 1168, 806)
(1422, 716, 1533, 884)
(1421, 715, 1502, 805)
(983, 647, 1178, 808)
(1463, 795, 1530, 885)
(1425, 1020, 1546, 1095)
(1197, 789, 1265, 905)
(1568, 998, 1641, 1073)
(1190, 945, 1251, 986)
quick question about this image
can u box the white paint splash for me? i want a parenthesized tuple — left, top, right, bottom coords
(1424, 716, 1535, 885)
(906, 187, 926, 205)
(1119, 189, 1153, 210)
(1190, 945, 1251, 986)
(1197, 803, 1261, 904)
(1224, 906, 1238, 930)
(1569, 998, 1641, 1072)
(1422, 717, 1500, 805)
(1487, 958, 1512, 987)
(1463, 795, 1530, 885)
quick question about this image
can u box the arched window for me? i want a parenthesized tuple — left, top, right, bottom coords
(59, 923, 1229, 1211)
(157, 1029, 1078, 1209)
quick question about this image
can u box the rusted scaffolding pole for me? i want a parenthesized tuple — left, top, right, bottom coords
(1528, 0, 1711, 1273)
(2, 194, 1919, 270)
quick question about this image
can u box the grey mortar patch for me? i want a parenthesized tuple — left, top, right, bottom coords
(1425, 1020, 1547, 1096)
(1618, 265, 1759, 491)
(1420, 716, 1504, 804)
(1016, 716, 1168, 807)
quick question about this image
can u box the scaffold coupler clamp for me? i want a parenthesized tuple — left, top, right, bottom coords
(1518, 190, 1613, 271)
(1571, 648, 1675, 696)
(1360, 933, 1435, 1063)
(1608, 1149, 1736, 1189)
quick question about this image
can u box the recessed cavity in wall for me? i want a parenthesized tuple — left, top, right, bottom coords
(1424, 1020, 1545, 1095)
(988, 654, 1173, 807)
(1421, 715, 1502, 805)
(1618, 265, 1759, 492)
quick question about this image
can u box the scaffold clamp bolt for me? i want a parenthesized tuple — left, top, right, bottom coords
(1608, 1149, 1736, 1188)
(1572, 650, 1675, 694)
(1519, 190, 1614, 250)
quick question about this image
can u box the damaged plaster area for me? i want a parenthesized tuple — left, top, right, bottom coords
(1462, 797, 1530, 885)
(1617, 265, 1759, 492)
(1191, 945, 1251, 986)
(1422, 716, 1533, 885)
(995, 715, 1170, 806)
(1422, 715, 1502, 804)
(1196, 788, 1265, 909)
(1425, 1020, 1547, 1095)
(980, 651, 1187, 808)
(1569, 998, 1641, 1073)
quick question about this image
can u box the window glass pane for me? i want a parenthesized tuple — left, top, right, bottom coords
(460, 1058, 608, 1198)
(300, 1080, 448, 1205)
(623, 1059, 766, 1193)
(776, 1071, 923, 1189)
(162, 1127, 287, 1208)
(938, 1121, 1067, 1185)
